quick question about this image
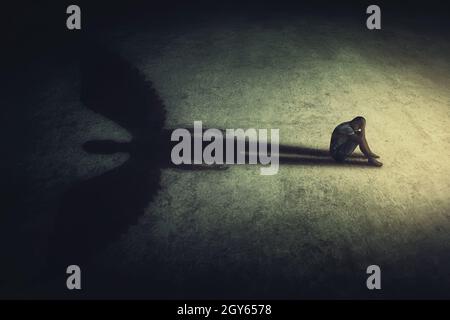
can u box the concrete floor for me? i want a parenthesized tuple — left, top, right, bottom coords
(2, 13, 450, 298)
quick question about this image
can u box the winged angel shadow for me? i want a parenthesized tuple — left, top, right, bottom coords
(47, 46, 225, 273)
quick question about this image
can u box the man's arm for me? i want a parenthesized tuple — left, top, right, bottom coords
(348, 131, 379, 159)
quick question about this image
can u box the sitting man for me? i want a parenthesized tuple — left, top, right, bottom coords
(330, 116, 383, 167)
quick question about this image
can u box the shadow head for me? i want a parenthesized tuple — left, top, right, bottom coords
(83, 140, 132, 154)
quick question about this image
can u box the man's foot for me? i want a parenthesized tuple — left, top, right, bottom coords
(369, 153, 380, 158)
(368, 158, 383, 167)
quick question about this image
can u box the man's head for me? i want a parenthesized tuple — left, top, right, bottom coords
(350, 116, 366, 131)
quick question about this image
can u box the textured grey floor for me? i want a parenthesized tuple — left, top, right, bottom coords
(2, 14, 450, 298)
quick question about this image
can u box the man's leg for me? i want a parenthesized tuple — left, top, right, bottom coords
(357, 127, 380, 159)
(332, 141, 358, 162)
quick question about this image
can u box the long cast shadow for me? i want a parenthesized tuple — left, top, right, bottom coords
(279, 144, 366, 159)
(278, 153, 373, 167)
(277, 144, 373, 167)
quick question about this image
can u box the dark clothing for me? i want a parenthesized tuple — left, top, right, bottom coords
(330, 121, 358, 161)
